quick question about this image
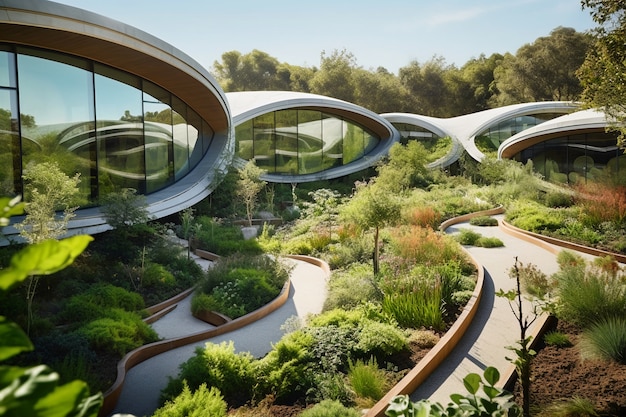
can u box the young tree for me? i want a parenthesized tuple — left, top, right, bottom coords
(100, 188, 151, 233)
(302, 188, 342, 240)
(340, 180, 400, 275)
(15, 161, 80, 334)
(236, 161, 266, 227)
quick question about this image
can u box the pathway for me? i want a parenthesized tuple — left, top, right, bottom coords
(109, 257, 328, 417)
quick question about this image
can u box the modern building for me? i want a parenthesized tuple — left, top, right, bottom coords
(1, 0, 232, 241)
(1, 0, 621, 243)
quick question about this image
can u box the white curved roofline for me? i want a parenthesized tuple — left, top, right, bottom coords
(228, 91, 400, 182)
(498, 108, 609, 159)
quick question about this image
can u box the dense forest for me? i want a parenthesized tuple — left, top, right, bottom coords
(210, 26, 593, 117)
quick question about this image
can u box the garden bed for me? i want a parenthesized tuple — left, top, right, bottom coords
(513, 319, 626, 416)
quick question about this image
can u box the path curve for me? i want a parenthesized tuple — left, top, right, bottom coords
(107, 257, 328, 417)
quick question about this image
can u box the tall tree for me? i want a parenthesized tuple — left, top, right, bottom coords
(212, 49, 293, 92)
(236, 161, 267, 227)
(399, 56, 452, 117)
(492, 27, 593, 106)
(309, 49, 357, 102)
(578, 0, 626, 147)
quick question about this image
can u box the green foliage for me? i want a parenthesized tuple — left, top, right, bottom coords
(236, 160, 267, 226)
(78, 310, 158, 356)
(553, 259, 626, 327)
(474, 236, 504, 248)
(254, 330, 315, 402)
(506, 201, 567, 233)
(456, 228, 482, 245)
(194, 255, 289, 319)
(323, 263, 380, 311)
(355, 320, 408, 358)
(376, 141, 433, 193)
(16, 161, 81, 244)
(544, 191, 574, 208)
(347, 357, 385, 402)
(307, 372, 354, 405)
(517, 262, 553, 300)
(153, 382, 227, 417)
(469, 215, 499, 226)
(382, 278, 445, 330)
(543, 331, 572, 348)
(162, 341, 255, 407)
(539, 396, 599, 417)
(100, 187, 151, 231)
(305, 325, 357, 373)
(0, 196, 102, 417)
(579, 317, 626, 364)
(194, 217, 262, 256)
(300, 399, 361, 417)
(385, 367, 521, 417)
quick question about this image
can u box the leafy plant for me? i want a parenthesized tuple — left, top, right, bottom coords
(469, 215, 499, 226)
(539, 396, 598, 417)
(300, 399, 360, 417)
(543, 331, 572, 348)
(0, 196, 102, 417)
(152, 382, 227, 417)
(579, 317, 626, 364)
(475, 236, 504, 247)
(347, 357, 385, 402)
(456, 228, 482, 245)
(385, 366, 521, 417)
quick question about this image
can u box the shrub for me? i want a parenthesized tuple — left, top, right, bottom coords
(355, 320, 408, 358)
(254, 330, 315, 403)
(194, 218, 262, 256)
(190, 292, 221, 316)
(579, 317, 626, 364)
(323, 263, 379, 311)
(554, 261, 626, 327)
(325, 238, 372, 269)
(79, 314, 158, 356)
(153, 382, 227, 417)
(390, 225, 469, 267)
(142, 262, 177, 289)
(408, 329, 440, 349)
(59, 283, 145, 324)
(469, 215, 498, 226)
(544, 191, 574, 208)
(543, 331, 572, 348)
(305, 325, 358, 373)
(475, 236, 504, 247)
(300, 400, 360, 417)
(307, 373, 354, 405)
(403, 206, 442, 229)
(516, 262, 553, 299)
(347, 357, 385, 402)
(456, 228, 482, 245)
(381, 276, 445, 330)
(539, 396, 598, 417)
(161, 341, 255, 407)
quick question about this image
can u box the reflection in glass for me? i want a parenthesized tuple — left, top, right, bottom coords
(0, 89, 19, 196)
(144, 88, 174, 194)
(17, 51, 94, 205)
(235, 109, 380, 176)
(172, 96, 189, 181)
(94, 68, 145, 194)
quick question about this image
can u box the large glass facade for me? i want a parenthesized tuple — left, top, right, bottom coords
(514, 131, 622, 184)
(475, 113, 566, 154)
(391, 122, 452, 163)
(0, 44, 214, 206)
(235, 109, 379, 175)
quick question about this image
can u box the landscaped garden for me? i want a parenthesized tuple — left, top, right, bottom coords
(2, 143, 626, 416)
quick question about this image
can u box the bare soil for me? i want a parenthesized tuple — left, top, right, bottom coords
(513, 320, 626, 416)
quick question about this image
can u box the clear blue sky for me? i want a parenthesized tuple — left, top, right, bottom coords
(56, 0, 596, 74)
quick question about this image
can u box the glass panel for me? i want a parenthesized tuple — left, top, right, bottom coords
(0, 89, 19, 196)
(171, 96, 189, 180)
(253, 113, 275, 172)
(144, 86, 174, 193)
(343, 121, 364, 164)
(297, 110, 322, 174)
(94, 66, 145, 195)
(17, 52, 95, 205)
(235, 119, 253, 160)
(321, 113, 342, 170)
(364, 129, 379, 154)
(187, 108, 202, 169)
(0, 50, 16, 88)
(202, 119, 213, 154)
(274, 110, 298, 174)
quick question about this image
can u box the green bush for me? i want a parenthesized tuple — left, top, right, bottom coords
(142, 262, 177, 290)
(554, 262, 626, 327)
(323, 263, 379, 311)
(543, 331, 572, 348)
(580, 317, 626, 364)
(456, 228, 482, 245)
(517, 261, 553, 299)
(305, 325, 358, 373)
(469, 215, 498, 226)
(190, 292, 220, 316)
(153, 382, 227, 417)
(79, 312, 158, 356)
(254, 330, 315, 403)
(347, 357, 385, 401)
(381, 275, 445, 331)
(355, 320, 408, 358)
(300, 400, 360, 417)
(325, 238, 372, 269)
(194, 218, 262, 256)
(307, 372, 354, 405)
(59, 283, 145, 324)
(544, 191, 574, 208)
(161, 341, 254, 407)
(475, 236, 504, 247)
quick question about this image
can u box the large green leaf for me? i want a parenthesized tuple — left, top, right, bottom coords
(483, 366, 500, 386)
(35, 380, 102, 417)
(462, 372, 481, 395)
(0, 235, 93, 290)
(0, 317, 33, 361)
